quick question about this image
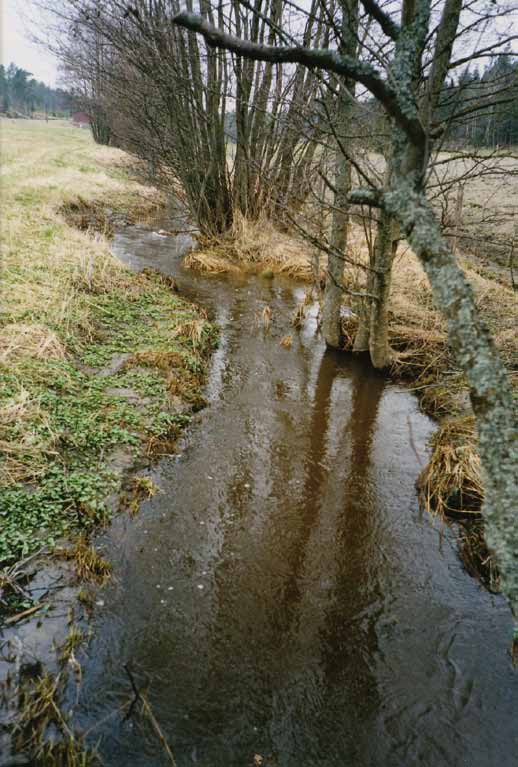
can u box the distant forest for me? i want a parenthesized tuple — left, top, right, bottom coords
(0, 63, 72, 117)
(2, 53, 517, 149)
(443, 55, 518, 147)
(221, 56, 518, 150)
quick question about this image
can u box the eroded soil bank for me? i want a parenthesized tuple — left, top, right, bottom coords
(70, 217, 517, 767)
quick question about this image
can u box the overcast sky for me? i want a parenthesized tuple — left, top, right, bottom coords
(1, 0, 59, 85)
(1, 0, 517, 88)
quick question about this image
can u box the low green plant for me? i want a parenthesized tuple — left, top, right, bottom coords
(1, 269, 216, 567)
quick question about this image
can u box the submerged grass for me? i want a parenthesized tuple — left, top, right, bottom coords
(185, 213, 318, 281)
(0, 120, 216, 572)
(13, 669, 100, 766)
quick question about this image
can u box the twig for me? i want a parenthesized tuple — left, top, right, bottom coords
(509, 240, 516, 292)
(123, 663, 177, 766)
(140, 692, 177, 766)
(4, 602, 47, 626)
(407, 416, 423, 467)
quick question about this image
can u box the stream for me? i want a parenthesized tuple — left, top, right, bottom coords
(77, 218, 517, 766)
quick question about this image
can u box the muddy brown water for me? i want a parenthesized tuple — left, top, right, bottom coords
(75, 220, 517, 766)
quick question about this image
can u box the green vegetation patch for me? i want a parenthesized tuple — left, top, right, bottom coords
(0, 271, 217, 566)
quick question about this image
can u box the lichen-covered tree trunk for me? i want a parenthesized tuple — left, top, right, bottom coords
(368, 209, 399, 368)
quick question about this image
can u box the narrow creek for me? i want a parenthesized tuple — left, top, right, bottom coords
(77, 217, 517, 766)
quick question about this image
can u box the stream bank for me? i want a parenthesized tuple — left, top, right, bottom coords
(68, 215, 517, 767)
(1, 121, 218, 764)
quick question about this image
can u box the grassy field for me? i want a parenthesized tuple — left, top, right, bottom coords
(0, 120, 215, 580)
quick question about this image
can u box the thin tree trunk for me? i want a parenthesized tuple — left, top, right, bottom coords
(321, 0, 358, 348)
(352, 247, 374, 352)
(451, 182, 464, 256)
(322, 146, 351, 347)
(368, 209, 399, 368)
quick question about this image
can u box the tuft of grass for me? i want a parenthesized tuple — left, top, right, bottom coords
(59, 625, 87, 662)
(77, 587, 95, 609)
(63, 537, 112, 584)
(122, 475, 160, 515)
(184, 213, 319, 281)
(417, 418, 483, 519)
(171, 317, 212, 351)
(184, 249, 241, 274)
(291, 302, 306, 329)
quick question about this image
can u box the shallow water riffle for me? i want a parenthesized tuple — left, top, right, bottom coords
(76, 220, 517, 767)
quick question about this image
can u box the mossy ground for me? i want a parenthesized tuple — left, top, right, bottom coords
(0, 119, 216, 577)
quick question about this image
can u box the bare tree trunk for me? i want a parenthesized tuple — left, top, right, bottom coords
(352, 289, 371, 351)
(451, 182, 464, 256)
(321, 0, 358, 348)
(322, 142, 351, 347)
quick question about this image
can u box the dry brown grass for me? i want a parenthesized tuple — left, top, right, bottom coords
(390, 244, 516, 528)
(458, 518, 500, 594)
(171, 317, 209, 349)
(0, 387, 58, 486)
(184, 249, 241, 274)
(0, 324, 67, 364)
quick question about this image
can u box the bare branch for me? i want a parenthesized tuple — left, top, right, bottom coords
(171, 10, 426, 145)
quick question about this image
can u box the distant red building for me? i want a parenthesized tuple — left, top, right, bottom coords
(71, 111, 91, 128)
